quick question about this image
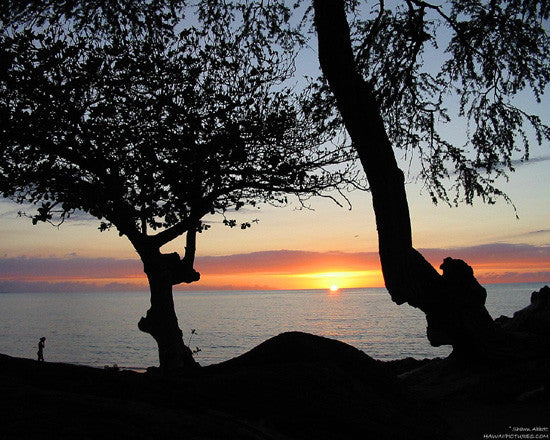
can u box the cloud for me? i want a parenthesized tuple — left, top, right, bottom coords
(0, 256, 142, 279)
(1, 243, 549, 292)
(475, 271, 550, 285)
(0, 197, 99, 225)
(495, 229, 550, 243)
(515, 229, 550, 237)
(419, 243, 550, 266)
(519, 229, 550, 237)
(194, 244, 550, 275)
(508, 155, 550, 167)
(194, 250, 381, 275)
(0, 279, 274, 293)
(0, 280, 146, 293)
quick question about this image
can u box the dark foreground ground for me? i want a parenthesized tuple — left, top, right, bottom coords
(1, 332, 549, 440)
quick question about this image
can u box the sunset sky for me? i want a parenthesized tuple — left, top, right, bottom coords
(1, 38, 549, 293)
(1, 152, 549, 292)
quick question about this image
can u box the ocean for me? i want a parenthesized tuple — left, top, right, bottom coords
(0, 282, 546, 369)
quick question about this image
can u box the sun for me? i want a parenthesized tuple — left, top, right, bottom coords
(329, 284, 340, 292)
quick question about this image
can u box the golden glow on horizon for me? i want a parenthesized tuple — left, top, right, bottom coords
(2, 260, 549, 291)
(290, 270, 383, 290)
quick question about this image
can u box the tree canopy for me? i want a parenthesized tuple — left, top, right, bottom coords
(0, 1, 358, 254)
(308, 0, 549, 206)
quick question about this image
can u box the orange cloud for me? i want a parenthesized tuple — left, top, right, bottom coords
(1, 243, 549, 292)
(194, 250, 381, 275)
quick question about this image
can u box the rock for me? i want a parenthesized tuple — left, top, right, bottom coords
(381, 357, 435, 376)
(439, 257, 487, 307)
(1, 334, 451, 440)
(426, 258, 494, 350)
(496, 285, 550, 335)
(204, 332, 449, 440)
(517, 386, 548, 402)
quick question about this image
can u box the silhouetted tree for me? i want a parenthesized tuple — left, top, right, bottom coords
(0, 1, 358, 372)
(311, 0, 549, 356)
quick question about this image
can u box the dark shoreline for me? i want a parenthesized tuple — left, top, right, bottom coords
(2, 332, 549, 439)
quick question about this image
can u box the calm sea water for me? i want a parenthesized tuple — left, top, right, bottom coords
(0, 282, 546, 369)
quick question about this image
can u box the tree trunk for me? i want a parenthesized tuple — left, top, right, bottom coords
(313, 0, 497, 356)
(137, 250, 200, 373)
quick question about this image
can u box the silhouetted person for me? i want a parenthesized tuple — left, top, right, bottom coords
(37, 337, 46, 362)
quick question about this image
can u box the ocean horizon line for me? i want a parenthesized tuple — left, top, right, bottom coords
(1, 279, 548, 295)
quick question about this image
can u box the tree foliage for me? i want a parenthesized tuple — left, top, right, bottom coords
(307, 0, 549, 206)
(0, 0, 358, 252)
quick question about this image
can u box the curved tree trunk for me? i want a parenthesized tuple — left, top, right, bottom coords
(137, 245, 200, 373)
(312, 0, 497, 356)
